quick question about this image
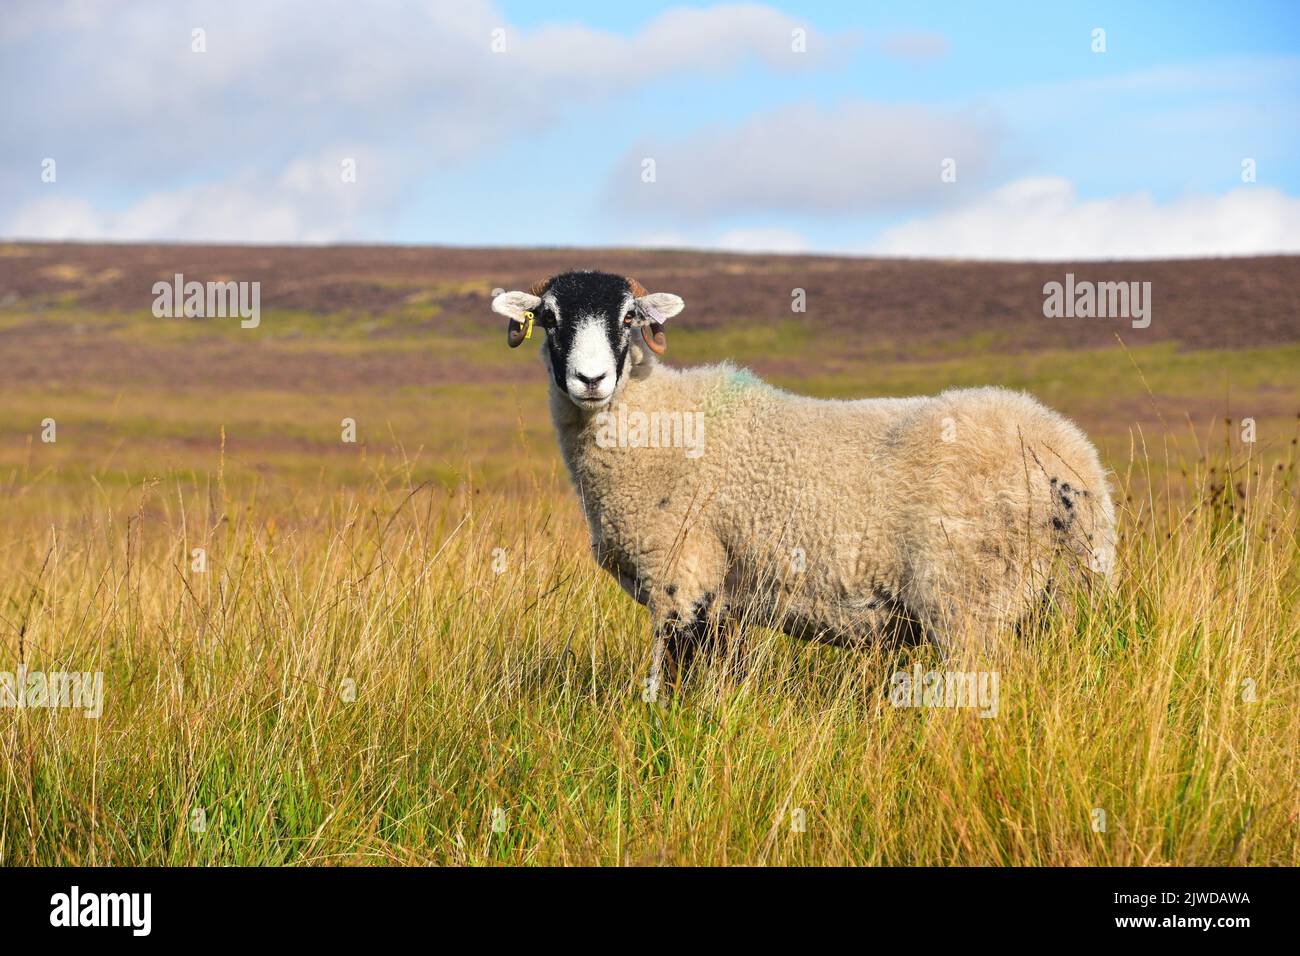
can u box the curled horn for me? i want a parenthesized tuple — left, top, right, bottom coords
(627, 276, 666, 355)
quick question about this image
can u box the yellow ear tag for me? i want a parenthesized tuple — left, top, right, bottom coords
(522, 310, 534, 339)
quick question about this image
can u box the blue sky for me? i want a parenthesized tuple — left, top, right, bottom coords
(3, 0, 1298, 257)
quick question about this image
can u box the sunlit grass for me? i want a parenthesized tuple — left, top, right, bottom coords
(1, 423, 1296, 865)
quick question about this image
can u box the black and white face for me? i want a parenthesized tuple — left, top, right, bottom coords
(493, 271, 684, 410)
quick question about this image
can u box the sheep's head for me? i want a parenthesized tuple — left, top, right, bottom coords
(492, 271, 684, 410)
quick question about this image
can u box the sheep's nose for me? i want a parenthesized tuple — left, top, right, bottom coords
(574, 371, 607, 388)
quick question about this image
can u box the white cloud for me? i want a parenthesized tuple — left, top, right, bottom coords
(877, 31, 950, 61)
(1, 1, 855, 242)
(715, 227, 810, 253)
(621, 226, 810, 253)
(6, 150, 392, 242)
(630, 227, 810, 253)
(869, 177, 1300, 259)
(528, 4, 853, 80)
(606, 100, 1001, 220)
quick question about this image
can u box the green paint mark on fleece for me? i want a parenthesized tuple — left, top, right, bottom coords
(705, 364, 773, 421)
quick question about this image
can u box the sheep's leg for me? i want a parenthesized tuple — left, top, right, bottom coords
(695, 614, 746, 676)
(649, 606, 743, 695)
(642, 530, 729, 696)
(648, 614, 699, 698)
(664, 618, 702, 687)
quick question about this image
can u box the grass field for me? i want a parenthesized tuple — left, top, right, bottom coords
(1, 244, 1297, 865)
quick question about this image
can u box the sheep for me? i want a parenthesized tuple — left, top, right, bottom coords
(492, 270, 1116, 689)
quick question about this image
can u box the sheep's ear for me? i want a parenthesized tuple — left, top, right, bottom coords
(634, 292, 682, 356)
(493, 291, 541, 321)
(636, 292, 684, 322)
(492, 291, 542, 348)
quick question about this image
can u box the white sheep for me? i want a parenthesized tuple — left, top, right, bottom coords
(493, 271, 1116, 686)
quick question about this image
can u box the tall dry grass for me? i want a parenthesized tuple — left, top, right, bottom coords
(1, 426, 1297, 866)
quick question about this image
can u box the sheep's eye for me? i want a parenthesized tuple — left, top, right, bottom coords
(623, 310, 635, 325)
